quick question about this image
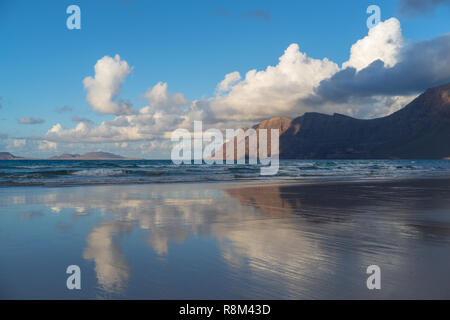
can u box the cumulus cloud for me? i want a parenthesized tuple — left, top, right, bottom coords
(342, 18, 404, 71)
(44, 82, 189, 143)
(205, 17, 447, 120)
(217, 72, 241, 93)
(209, 43, 339, 122)
(18, 117, 45, 124)
(38, 140, 57, 152)
(48, 79, 189, 145)
(45, 113, 180, 143)
(5, 138, 58, 156)
(398, 0, 450, 16)
(83, 54, 134, 115)
(142, 81, 188, 111)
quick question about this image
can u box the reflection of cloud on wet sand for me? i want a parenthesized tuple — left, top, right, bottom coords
(11, 179, 450, 298)
(83, 221, 134, 294)
(84, 185, 326, 297)
(4, 184, 388, 297)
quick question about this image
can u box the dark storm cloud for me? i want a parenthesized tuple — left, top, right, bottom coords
(305, 34, 450, 105)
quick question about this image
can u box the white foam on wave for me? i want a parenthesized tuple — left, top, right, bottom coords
(71, 169, 125, 176)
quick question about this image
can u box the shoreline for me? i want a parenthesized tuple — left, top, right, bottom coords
(2, 159, 450, 188)
(1, 174, 450, 189)
(2, 169, 450, 299)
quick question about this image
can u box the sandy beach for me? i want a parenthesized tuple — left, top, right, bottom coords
(1, 177, 450, 299)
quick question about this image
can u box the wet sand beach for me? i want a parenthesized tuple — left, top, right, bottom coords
(1, 177, 450, 299)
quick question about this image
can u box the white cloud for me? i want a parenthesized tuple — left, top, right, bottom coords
(44, 82, 189, 143)
(38, 140, 57, 151)
(217, 71, 241, 92)
(13, 139, 26, 148)
(209, 43, 339, 122)
(139, 140, 171, 155)
(45, 120, 145, 143)
(342, 18, 404, 71)
(83, 54, 134, 115)
(42, 18, 447, 152)
(142, 81, 188, 111)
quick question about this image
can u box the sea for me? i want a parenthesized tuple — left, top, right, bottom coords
(1, 159, 450, 186)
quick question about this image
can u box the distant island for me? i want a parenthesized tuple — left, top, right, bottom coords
(49, 152, 127, 160)
(0, 152, 23, 160)
(0, 151, 134, 160)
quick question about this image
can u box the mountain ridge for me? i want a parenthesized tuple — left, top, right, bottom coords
(279, 82, 450, 159)
(218, 82, 450, 160)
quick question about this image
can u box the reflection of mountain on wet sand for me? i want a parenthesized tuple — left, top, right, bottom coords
(225, 184, 297, 216)
(225, 178, 450, 226)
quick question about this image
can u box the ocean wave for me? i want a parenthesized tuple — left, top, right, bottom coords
(0, 170, 75, 178)
(1, 159, 450, 186)
(71, 169, 126, 176)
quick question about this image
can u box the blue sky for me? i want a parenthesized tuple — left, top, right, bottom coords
(0, 0, 449, 158)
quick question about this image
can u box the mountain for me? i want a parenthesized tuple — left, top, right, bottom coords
(279, 83, 450, 159)
(216, 117, 291, 160)
(0, 152, 22, 160)
(49, 152, 126, 160)
(222, 83, 450, 159)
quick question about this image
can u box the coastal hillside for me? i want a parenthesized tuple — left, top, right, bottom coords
(223, 83, 450, 160)
(279, 83, 450, 159)
(216, 117, 291, 160)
